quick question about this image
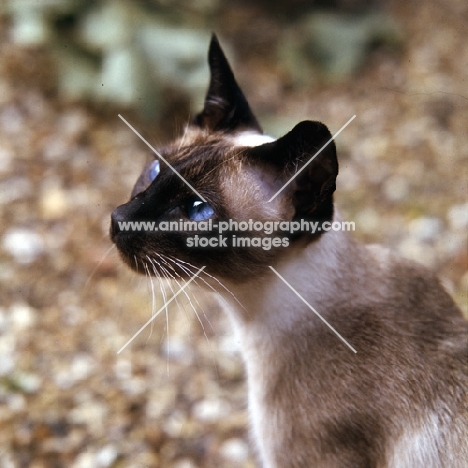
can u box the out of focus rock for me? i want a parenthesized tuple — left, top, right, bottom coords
(281, 12, 403, 83)
(219, 437, 249, 462)
(2, 228, 44, 264)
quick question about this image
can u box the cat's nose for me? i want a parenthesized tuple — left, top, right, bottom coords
(110, 208, 124, 239)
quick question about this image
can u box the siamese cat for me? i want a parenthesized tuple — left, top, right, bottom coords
(110, 35, 468, 468)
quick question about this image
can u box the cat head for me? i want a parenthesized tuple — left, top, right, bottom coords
(110, 34, 338, 283)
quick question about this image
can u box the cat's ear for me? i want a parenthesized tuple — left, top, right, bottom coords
(250, 121, 338, 217)
(193, 34, 262, 133)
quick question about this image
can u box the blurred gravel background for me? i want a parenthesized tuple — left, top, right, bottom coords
(0, 0, 466, 467)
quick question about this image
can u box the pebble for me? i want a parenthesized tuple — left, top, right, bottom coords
(9, 302, 36, 330)
(69, 400, 107, 436)
(161, 337, 193, 365)
(13, 371, 42, 394)
(447, 203, 468, 230)
(121, 376, 146, 395)
(354, 207, 380, 235)
(0, 177, 32, 204)
(70, 354, 96, 381)
(95, 445, 119, 468)
(146, 389, 175, 418)
(383, 175, 410, 202)
(42, 135, 69, 160)
(0, 145, 14, 172)
(398, 237, 436, 267)
(40, 184, 68, 219)
(172, 459, 198, 468)
(337, 164, 361, 191)
(0, 336, 15, 375)
(114, 357, 132, 380)
(7, 394, 26, 412)
(54, 354, 96, 389)
(219, 437, 249, 462)
(163, 410, 190, 437)
(71, 452, 95, 468)
(0, 307, 7, 332)
(192, 398, 230, 423)
(57, 110, 90, 140)
(437, 231, 467, 258)
(2, 228, 44, 264)
(0, 104, 24, 133)
(0, 453, 15, 468)
(408, 217, 442, 242)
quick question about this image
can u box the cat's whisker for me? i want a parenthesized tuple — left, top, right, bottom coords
(145, 256, 159, 341)
(83, 244, 116, 290)
(133, 255, 139, 272)
(162, 255, 218, 335)
(153, 261, 171, 356)
(158, 261, 190, 375)
(167, 255, 247, 313)
(164, 256, 226, 306)
(157, 253, 214, 344)
(147, 256, 173, 374)
(157, 253, 220, 380)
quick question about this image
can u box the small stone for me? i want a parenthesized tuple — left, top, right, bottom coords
(95, 445, 118, 468)
(146, 389, 175, 418)
(0, 145, 14, 173)
(0, 104, 24, 133)
(0, 308, 7, 332)
(70, 354, 96, 381)
(460, 271, 468, 294)
(161, 337, 193, 364)
(42, 135, 69, 160)
(355, 207, 380, 235)
(7, 394, 26, 412)
(72, 452, 95, 468)
(0, 453, 15, 468)
(447, 203, 468, 230)
(172, 459, 197, 468)
(219, 437, 249, 462)
(41, 184, 68, 219)
(57, 110, 90, 140)
(0, 336, 15, 375)
(9, 302, 36, 330)
(383, 175, 409, 202)
(408, 217, 442, 242)
(11, 8, 50, 44)
(114, 357, 132, 380)
(192, 398, 230, 423)
(163, 410, 190, 437)
(69, 400, 107, 436)
(0, 177, 32, 203)
(2, 228, 44, 264)
(338, 164, 361, 191)
(398, 237, 436, 267)
(13, 371, 42, 394)
(121, 376, 146, 395)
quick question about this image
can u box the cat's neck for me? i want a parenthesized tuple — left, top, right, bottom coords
(218, 211, 380, 345)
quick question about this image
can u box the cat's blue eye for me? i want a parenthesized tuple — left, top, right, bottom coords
(187, 199, 214, 221)
(148, 160, 160, 182)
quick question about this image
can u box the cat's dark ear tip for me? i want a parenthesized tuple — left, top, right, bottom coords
(293, 120, 330, 134)
(292, 120, 333, 144)
(209, 33, 221, 54)
(210, 33, 219, 45)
